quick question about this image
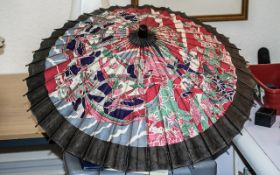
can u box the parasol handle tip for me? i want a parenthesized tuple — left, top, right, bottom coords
(138, 25, 148, 38)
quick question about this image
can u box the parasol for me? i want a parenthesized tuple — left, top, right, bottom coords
(25, 5, 256, 172)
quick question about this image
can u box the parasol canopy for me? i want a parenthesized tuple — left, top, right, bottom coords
(25, 5, 256, 172)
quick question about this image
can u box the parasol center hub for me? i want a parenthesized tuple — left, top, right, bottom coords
(138, 25, 148, 38)
(129, 25, 156, 47)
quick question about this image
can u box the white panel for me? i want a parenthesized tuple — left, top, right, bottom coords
(109, 0, 131, 6)
(139, 0, 242, 16)
(233, 104, 280, 175)
(0, 150, 60, 163)
(215, 147, 234, 175)
(233, 129, 280, 175)
(0, 150, 64, 175)
(81, 0, 103, 13)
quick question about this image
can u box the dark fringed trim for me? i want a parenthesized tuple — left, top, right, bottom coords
(146, 147, 151, 171)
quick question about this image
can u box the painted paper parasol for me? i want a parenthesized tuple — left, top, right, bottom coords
(25, 5, 256, 171)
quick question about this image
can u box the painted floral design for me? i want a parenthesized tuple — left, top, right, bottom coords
(44, 7, 237, 147)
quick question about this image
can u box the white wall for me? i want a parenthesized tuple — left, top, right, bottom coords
(0, 0, 71, 74)
(0, 0, 279, 74)
(208, 0, 280, 64)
